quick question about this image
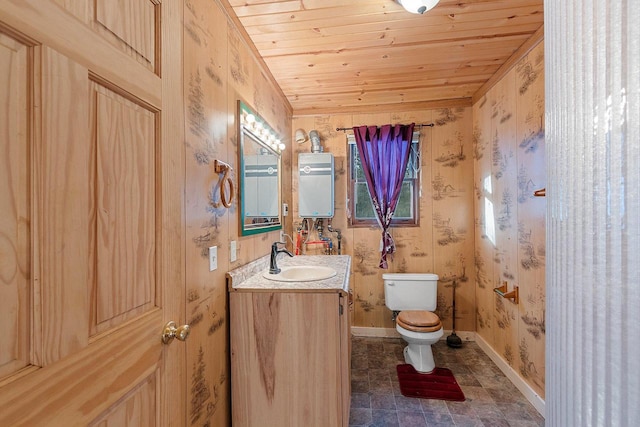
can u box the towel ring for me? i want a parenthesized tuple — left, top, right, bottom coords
(213, 159, 234, 208)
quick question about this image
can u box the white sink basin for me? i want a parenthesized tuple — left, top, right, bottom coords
(263, 265, 337, 282)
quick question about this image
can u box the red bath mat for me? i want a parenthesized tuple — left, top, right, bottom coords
(396, 364, 465, 401)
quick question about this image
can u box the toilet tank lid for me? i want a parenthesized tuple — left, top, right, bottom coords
(382, 273, 439, 281)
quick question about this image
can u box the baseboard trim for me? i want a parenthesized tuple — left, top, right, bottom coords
(350, 327, 475, 343)
(441, 330, 475, 342)
(475, 333, 545, 416)
(351, 326, 400, 338)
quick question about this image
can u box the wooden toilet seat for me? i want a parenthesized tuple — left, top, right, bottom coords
(396, 310, 442, 333)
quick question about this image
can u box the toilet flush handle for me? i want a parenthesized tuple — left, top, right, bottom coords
(387, 281, 395, 286)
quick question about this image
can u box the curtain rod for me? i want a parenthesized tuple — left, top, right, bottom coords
(335, 123, 434, 132)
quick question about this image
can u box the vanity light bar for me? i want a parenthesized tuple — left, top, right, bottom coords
(240, 110, 285, 153)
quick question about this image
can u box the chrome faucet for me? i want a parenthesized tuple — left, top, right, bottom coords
(269, 241, 293, 274)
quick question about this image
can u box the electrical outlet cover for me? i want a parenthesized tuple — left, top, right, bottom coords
(230, 241, 237, 262)
(209, 246, 218, 271)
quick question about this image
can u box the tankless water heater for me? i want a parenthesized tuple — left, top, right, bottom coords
(298, 152, 334, 218)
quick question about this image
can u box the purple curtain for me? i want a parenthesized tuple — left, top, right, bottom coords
(353, 123, 414, 269)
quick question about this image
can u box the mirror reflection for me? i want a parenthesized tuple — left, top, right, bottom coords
(238, 101, 283, 235)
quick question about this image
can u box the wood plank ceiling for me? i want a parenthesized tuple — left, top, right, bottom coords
(225, 0, 544, 115)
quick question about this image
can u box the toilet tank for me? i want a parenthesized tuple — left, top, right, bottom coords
(383, 273, 439, 311)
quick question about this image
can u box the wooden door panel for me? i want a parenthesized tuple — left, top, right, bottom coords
(50, 0, 159, 73)
(0, 32, 30, 381)
(89, 371, 158, 427)
(94, 0, 158, 72)
(0, 0, 161, 107)
(0, 311, 163, 426)
(90, 82, 157, 335)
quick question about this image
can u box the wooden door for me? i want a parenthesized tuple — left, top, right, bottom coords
(0, 1, 185, 426)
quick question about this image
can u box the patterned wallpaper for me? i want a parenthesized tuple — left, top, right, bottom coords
(183, 1, 292, 425)
(473, 41, 546, 397)
(290, 41, 546, 399)
(291, 108, 476, 332)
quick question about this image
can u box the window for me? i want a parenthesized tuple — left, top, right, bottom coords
(347, 132, 421, 227)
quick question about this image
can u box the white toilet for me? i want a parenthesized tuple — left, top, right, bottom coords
(383, 273, 443, 373)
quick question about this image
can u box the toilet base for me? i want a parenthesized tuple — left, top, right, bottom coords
(403, 344, 436, 373)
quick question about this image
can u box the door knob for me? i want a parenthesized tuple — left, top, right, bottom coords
(161, 321, 191, 344)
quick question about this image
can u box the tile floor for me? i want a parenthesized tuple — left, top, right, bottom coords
(349, 336, 545, 427)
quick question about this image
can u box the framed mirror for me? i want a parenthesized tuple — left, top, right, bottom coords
(237, 100, 284, 236)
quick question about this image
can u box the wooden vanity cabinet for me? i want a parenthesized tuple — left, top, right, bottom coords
(230, 290, 351, 427)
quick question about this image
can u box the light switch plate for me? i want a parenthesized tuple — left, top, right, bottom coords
(209, 246, 218, 271)
(230, 241, 237, 262)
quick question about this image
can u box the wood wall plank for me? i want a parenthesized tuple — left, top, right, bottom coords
(473, 39, 545, 397)
(429, 107, 476, 332)
(472, 86, 496, 340)
(488, 68, 519, 372)
(514, 41, 545, 396)
(182, 1, 293, 425)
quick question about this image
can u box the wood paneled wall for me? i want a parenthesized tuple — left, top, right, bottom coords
(182, 1, 292, 426)
(291, 108, 476, 332)
(472, 41, 545, 397)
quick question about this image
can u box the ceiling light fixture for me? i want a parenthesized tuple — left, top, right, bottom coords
(397, 0, 440, 14)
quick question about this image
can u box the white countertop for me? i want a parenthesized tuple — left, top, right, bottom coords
(227, 254, 351, 293)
